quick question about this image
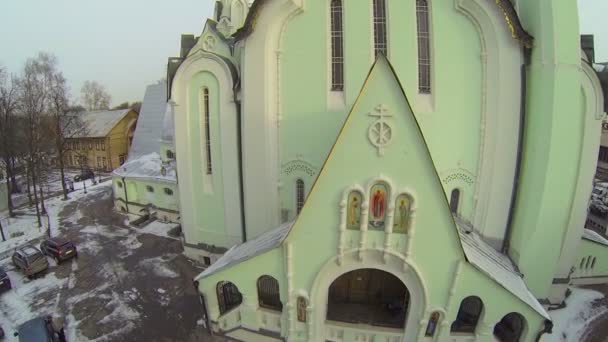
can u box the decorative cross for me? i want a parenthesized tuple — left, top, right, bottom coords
(203, 35, 216, 51)
(368, 104, 393, 156)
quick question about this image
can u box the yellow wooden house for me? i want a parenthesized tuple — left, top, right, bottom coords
(65, 109, 138, 172)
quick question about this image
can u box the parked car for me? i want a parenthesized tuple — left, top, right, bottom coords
(12, 246, 49, 278)
(74, 169, 94, 182)
(0, 324, 4, 339)
(40, 238, 77, 263)
(15, 316, 65, 342)
(0, 266, 11, 293)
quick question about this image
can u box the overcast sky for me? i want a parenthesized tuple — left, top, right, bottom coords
(0, 0, 605, 107)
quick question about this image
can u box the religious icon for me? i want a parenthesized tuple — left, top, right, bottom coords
(425, 312, 440, 337)
(393, 194, 410, 233)
(347, 192, 362, 230)
(369, 183, 388, 229)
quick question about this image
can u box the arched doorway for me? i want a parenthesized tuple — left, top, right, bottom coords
(326, 268, 409, 329)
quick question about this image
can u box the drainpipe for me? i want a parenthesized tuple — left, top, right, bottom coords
(502, 48, 532, 254)
(194, 280, 213, 335)
(233, 87, 247, 243)
(122, 177, 129, 214)
(535, 319, 554, 341)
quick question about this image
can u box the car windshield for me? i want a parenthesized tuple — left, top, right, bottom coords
(593, 188, 603, 194)
(60, 242, 74, 250)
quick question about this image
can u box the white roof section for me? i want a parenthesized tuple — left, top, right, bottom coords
(76, 109, 133, 138)
(195, 221, 293, 280)
(583, 229, 608, 246)
(129, 83, 167, 160)
(160, 103, 174, 143)
(112, 152, 176, 183)
(455, 218, 550, 319)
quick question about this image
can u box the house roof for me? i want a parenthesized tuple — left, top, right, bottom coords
(129, 83, 168, 160)
(160, 103, 175, 143)
(455, 218, 550, 319)
(582, 229, 608, 246)
(112, 152, 176, 183)
(75, 109, 134, 138)
(195, 221, 293, 280)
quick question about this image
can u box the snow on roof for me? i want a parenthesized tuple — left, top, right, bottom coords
(582, 229, 608, 246)
(195, 221, 294, 280)
(112, 152, 176, 183)
(75, 109, 133, 138)
(160, 103, 174, 143)
(129, 83, 167, 160)
(455, 218, 550, 319)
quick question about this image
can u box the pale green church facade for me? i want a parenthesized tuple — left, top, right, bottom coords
(168, 0, 605, 340)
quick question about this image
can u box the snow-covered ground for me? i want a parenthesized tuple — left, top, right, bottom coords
(542, 287, 608, 342)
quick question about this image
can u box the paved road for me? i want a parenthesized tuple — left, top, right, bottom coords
(1, 185, 226, 341)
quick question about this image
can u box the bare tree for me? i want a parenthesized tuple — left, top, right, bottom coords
(0, 66, 19, 217)
(81, 80, 111, 111)
(48, 73, 87, 200)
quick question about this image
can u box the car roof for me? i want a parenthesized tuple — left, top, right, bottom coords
(18, 317, 50, 341)
(48, 237, 70, 245)
(19, 246, 41, 256)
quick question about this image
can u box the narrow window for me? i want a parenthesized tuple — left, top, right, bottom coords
(426, 312, 440, 337)
(330, 0, 344, 91)
(580, 258, 586, 269)
(203, 88, 213, 175)
(592, 257, 597, 269)
(416, 0, 431, 93)
(164, 188, 174, 196)
(166, 150, 175, 160)
(394, 194, 411, 234)
(450, 189, 460, 214)
(372, 0, 387, 56)
(257, 275, 282, 311)
(296, 179, 305, 214)
(451, 296, 483, 333)
(346, 191, 363, 230)
(101, 141, 106, 151)
(297, 297, 307, 322)
(586, 256, 592, 269)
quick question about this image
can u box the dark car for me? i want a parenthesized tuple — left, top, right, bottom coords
(12, 246, 49, 278)
(0, 325, 4, 339)
(74, 169, 94, 182)
(0, 266, 11, 293)
(40, 238, 77, 263)
(15, 316, 65, 342)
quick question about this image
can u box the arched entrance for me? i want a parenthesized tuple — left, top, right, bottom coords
(326, 268, 409, 329)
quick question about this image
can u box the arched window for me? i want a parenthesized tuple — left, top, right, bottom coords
(257, 275, 282, 311)
(494, 312, 525, 342)
(216, 281, 242, 315)
(297, 297, 307, 322)
(369, 182, 389, 229)
(164, 188, 174, 196)
(346, 191, 363, 230)
(203, 88, 213, 175)
(592, 257, 597, 269)
(580, 257, 586, 269)
(296, 179, 305, 214)
(586, 256, 592, 269)
(416, 0, 431, 93)
(450, 189, 460, 214)
(393, 194, 411, 234)
(451, 296, 483, 333)
(146, 185, 154, 193)
(166, 150, 175, 160)
(330, 0, 344, 91)
(372, 0, 387, 56)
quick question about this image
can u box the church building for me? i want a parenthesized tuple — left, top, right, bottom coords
(167, 0, 606, 340)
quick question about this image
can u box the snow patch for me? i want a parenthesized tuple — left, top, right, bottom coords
(139, 256, 179, 278)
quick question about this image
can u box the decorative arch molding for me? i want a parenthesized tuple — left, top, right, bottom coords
(454, 0, 523, 242)
(309, 250, 428, 341)
(170, 49, 243, 247)
(239, 0, 306, 238)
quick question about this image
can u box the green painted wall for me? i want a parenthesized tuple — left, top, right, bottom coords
(572, 239, 608, 279)
(113, 177, 178, 212)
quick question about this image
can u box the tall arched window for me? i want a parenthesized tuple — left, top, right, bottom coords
(296, 179, 305, 214)
(346, 191, 363, 230)
(257, 275, 282, 311)
(330, 0, 344, 91)
(416, 0, 431, 93)
(372, 0, 387, 56)
(203, 88, 213, 175)
(450, 189, 460, 214)
(494, 312, 526, 342)
(451, 296, 483, 333)
(369, 182, 389, 229)
(297, 297, 307, 322)
(216, 281, 242, 315)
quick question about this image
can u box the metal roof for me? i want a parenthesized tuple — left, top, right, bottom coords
(74, 109, 133, 138)
(129, 83, 168, 160)
(582, 229, 608, 246)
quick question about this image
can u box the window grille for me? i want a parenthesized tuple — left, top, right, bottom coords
(330, 0, 344, 91)
(372, 0, 387, 57)
(416, 0, 431, 93)
(257, 275, 282, 311)
(203, 88, 213, 174)
(296, 179, 305, 214)
(217, 281, 242, 315)
(451, 296, 483, 333)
